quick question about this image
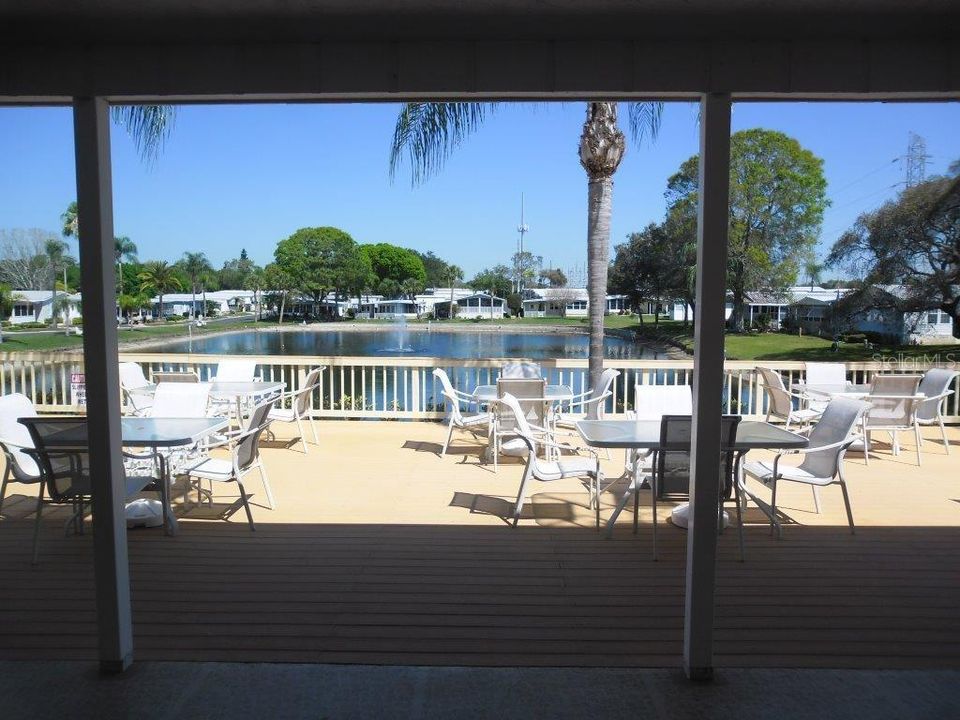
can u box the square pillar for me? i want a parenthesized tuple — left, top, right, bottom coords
(73, 97, 134, 673)
(683, 92, 732, 681)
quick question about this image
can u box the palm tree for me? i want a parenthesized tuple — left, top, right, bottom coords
(401, 277, 423, 300)
(138, 261, 183, 321)
(390, 102, 662, 393)
(44, 238, 69, 329)
(804, 259, 824, 290)
(181, 252, 212, 318)
(445, 264, 464, 316)
(244, 267, 265, 321)
(114, 236, 138, 295)
(61, 202, 79, 239)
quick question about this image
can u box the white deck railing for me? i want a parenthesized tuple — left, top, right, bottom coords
(2, 351, 958, 421)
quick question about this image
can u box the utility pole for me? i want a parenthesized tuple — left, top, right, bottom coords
(516, 193, 529, 296)
(904, 132, 931, 188)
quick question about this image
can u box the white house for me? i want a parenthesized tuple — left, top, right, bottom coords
(522, 288, 588, 317)
(415, 288, 477, 316)
(151, 289, 257, 318)
(361, 299, 419, 319)
(851, 286, 956, 344)
(433, 292, 506, 319)
(5, 289, 82, 326)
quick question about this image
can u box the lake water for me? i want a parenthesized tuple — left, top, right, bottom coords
(153, 328, 671, 360)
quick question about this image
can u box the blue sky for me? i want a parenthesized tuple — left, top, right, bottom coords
(1, 101, 957, 281)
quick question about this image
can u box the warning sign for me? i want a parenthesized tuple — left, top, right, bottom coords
(70, 373, 86, 406)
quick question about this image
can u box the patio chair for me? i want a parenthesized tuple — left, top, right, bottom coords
(432, 368, 491, 457)
(119, 361, 156, 415)
(624, 384, 694, 477)
(605, 414, 740, 560)
(152, 371, 200, 383)
(916, 368, 959, 455)
(860, 374, 924, 466)
(183, 397, 276, 526)
(142, 383, 213, 476)
(267, 366, 325, 453)
(212, 359, 259, 382)
(804, 362, 847, 386)
(0, 394, 43, 519)
(501, 361, 542, 379)
(495, 377, 548, 471)
(757, 366, 822, 430)
(498, 393, 603, 530)
(553, 368, 619, 427)
(19, 417, 159, 564)
(743, 397, 869, 539)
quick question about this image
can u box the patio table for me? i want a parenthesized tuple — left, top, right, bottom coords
(39, 416, 230, 536)
(794, 382, 873, 400)
(575, 419, 808, 532)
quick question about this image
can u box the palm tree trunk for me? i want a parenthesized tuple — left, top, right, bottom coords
(579, 102, 625, 411)
(586, 175, 613, 402)
(279, 293, 286, 324)
(191, 283, 197, 320)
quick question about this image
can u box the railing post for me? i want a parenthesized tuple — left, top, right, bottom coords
(684, 91, 732, 682)
(411, 367, 421, 415)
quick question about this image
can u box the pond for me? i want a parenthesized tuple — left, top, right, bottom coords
(149, 328, 673, 360)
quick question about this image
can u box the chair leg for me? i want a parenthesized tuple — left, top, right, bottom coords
(770, 477, 780, 539)
(863, 430, 871, 465)
(812, 485, 822, 514)
(605, 483, 635, 539)
(650, 476, 658, 562)
(0, 465, 10, 517)
(310, 415, 320, 446)
(31, 485, 45, 566)
(594, 472, 603, 531)
(257, 463, 275, 510)
(733, 482, 745, 563)
(914, 422, 922, 467)
(511, 465, 533, 527)
(441, 418, 455, 457)
(838, 476, 855, 535)
(940, 417, 950, 455)
(236, 480, 256, 531)
(295, 415, 308, 454)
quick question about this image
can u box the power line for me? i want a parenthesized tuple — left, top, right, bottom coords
(831, 157, 899, 196)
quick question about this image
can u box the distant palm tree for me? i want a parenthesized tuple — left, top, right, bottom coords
(401, 277, 423, 300)
(445, 264, 464, 316)
(61, 202, 79, 239)
(244, 267, 265, 321)
(139, 261, 183, 321)
(44, 238, 69, 329)
(390, 101, 662, 393)
(181, 252, 213, 318)
(804, 260, 824, 290)
(114, 236, 138, 295)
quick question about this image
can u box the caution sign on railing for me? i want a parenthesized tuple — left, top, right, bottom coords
(70, 372, 86, 406)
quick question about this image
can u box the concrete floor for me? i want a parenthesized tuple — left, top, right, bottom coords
(2, 662, 958, 720)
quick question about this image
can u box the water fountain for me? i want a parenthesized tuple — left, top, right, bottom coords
(380, 313, 417, 353)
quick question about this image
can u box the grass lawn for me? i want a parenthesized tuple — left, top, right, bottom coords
(0, 318, 263, 354)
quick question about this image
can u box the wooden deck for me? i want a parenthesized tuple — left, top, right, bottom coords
(1, 419, 958, 668)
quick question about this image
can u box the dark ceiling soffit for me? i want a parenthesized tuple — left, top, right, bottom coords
(1, 38, 957, 101)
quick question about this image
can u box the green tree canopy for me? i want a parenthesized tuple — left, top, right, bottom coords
(411, 250, 456, 287)
(827, 173, 960, 338)
(538, 268, 568, 288)
(666, 128, 829, 331)
(361, 243, 427, 287)
(610, 223, 688, 326)
(469, 265, 513, 299)
(274, 226, 370, 307)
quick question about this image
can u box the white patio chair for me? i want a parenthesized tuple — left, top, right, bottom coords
(916, 368, 959, 455)
(494, 377, 548, 471)
(267, 367, 325, 453)
(803, 362, 847, 412)
(183, 397, 276, 524)
(432, 368, 491, 457)
(140, 383, 214, 478)
(624, 384, 694, 477)
(119, 361, 156, 415)
(498, 393, 603, 530)
(757, 366, 822, 430)
(743, 397, 870, 539)
(553, 368, 619, 428)
(501, 361, 542, 379)
(212, 359, 259, 382)
(859, 374, 924, 466)
(0, 394, 43, 519)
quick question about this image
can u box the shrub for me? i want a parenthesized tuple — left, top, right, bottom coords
(345, 308, 356, 319)
(473, 315, 483, 322)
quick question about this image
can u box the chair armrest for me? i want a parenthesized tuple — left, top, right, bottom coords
(775, 436, 858, 458)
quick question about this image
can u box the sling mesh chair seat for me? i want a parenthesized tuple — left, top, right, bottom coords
(119, 361, 156, 416)
(183, 397, 276, 526)
(605, 414, 740, 561)
(495, 377, 549, 471)
(743, 397, 870, 540)
(757, 366, 822, 430)
(19, 417, 160, 564)
(857, 374, 924, 466)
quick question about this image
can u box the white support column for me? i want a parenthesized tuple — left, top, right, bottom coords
(73, 97, 134, 673)
(683, 92, 732, 681)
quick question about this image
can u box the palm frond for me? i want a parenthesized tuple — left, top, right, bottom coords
(110, 105, 177, 164)
(389, 102, 498, 186)
(626, 102, 664, 146)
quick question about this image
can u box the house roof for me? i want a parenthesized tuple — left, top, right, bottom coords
(11, 290, 81, 303)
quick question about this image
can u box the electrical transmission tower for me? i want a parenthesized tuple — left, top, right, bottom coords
(904, 132, 931, 188)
